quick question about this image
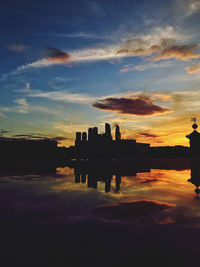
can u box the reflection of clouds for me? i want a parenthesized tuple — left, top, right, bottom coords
(1, 167, 200, 229)
(106, 169, 192, 204)
(56, 166, 75, 177)
(92, 200, 176, 224)
(53, 167, 193, 207)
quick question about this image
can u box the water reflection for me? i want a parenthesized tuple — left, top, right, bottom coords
(0, 159, 200, 267)
(188, 160, 200, 199)
(68, 159, 150, 193)
(54, 159, 200, 202)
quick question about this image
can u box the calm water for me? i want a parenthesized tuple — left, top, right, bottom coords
(1, 160, 200, 267)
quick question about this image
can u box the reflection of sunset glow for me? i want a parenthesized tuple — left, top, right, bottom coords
(53, 167, 194, 207)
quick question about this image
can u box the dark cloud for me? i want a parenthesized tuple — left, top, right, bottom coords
(92, 200, 175, 221)
(46, 46, 71, 62)
(93, 96, 170, 116)
(12, 134, 69, 143)
(51, 136, 69, 141)
(0, 129, 10, 136)
(139, 132, 160, 138)
(13, 134, 48, 139)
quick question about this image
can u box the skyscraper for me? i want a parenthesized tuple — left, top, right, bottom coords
(82, 132, 87, 142)
(105, 123, 112, 139)
(115, 125, 121, 140)
(75, 132, 82, 146)
(88, 128, 93, 141)
(92, 127, 98, 137)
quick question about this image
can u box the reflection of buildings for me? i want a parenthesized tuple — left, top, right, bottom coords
(0, 159, 67, 177)
(69, 159, 150, 193)
(70, 123, 150, 159)
(188, 159, 200, 199)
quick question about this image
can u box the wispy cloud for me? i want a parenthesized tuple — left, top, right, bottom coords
(3, 25, 199, 80)
(15, 82, 31, 93)
(187, 0, 200, 15)
(28, 90, 95, 104)
(6, 26, 183, 73)
(185, 62, 200, 73)
(120, 61, 173, 72)
(8, 44, 26, 52)
(51, 31, 107, 40)
(14, 98, 29, 113)
(12, 133, 69, 143)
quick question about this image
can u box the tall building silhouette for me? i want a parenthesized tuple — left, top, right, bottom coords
(105, 123, 112, 140)
(82, 132, 87, 142)
(88, 128, 93, 141)
(115, 125, 121, 140)
(75, 132, 81, 146)
(71, 122, 150, 158)
(92, 127, 98, 137)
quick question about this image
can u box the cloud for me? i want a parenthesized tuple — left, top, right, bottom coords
(188, 0, 200, 15)
(69, 45, 121, 62)
(14, 98, 29, 113)
(153, 44, 200, 61)
(46, 46, 71, 62)
(15, 82, 31, 93)
(117, 26, 178, 56)
(51, 136, 69, 142)
(0, 129, 10, 136)
(29, 90, 95, 104)
(120, 61, 173, 72)
(92, 96, 170, 116)
(13, 47, 71, 72)
(8, 26, 182, 74)
(185, 62, 200, 73)
(52, 31, 107, 40)
(13, 134, 47, 139)
(12, 133, 69, 142)
(117, 27, 200, 63)
(8, 44, 26, 52)
(92, 200, 175, 221)
(4, 25, 194, 78)
(138, 132, 160, 138)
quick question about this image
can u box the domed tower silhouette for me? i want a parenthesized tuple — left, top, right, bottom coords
(188, 159, 200, 200)
(186, 117, 200, 156)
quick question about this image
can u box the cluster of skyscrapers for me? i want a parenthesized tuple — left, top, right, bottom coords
(71, 123, 151, 158)
(75, 123, 121, 146)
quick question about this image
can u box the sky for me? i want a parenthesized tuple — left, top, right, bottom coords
(1, 0, 200, 147)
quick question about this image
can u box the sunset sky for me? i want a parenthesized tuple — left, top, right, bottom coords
(1, 0, 200, 147)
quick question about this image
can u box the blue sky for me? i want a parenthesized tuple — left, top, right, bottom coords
(1, 0, 200, 146)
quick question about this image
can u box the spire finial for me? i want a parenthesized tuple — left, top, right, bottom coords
(191, 117, 197, 123)
(191, 117, 198, 129)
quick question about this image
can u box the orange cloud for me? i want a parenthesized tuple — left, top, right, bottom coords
(185, 62, 200, 73)
(46, 46, 71, 63)
(153, 44, 200, 61)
